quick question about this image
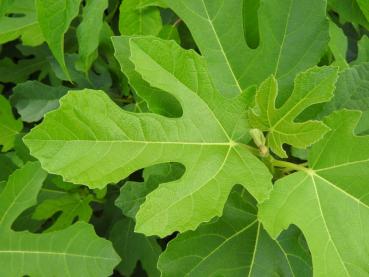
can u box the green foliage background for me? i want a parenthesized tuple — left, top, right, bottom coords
(1, 0, 369, 276)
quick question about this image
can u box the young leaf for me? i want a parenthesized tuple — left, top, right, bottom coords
(158, 187, 312, 277)
(0, 95, 23, 152)
(119, 0, 162, 36)
(163, 0, 329, 99)
(0, 0, 44, 46)
(259, 110, 369, 276)
(36, 0, 82, 79)
(75, 0, 108, 73)
(24, 37, 272, 237)
(110, 217, 161, 277)
(0, 162, 120, 276)
(32, 193, 93, 232)
(249, 66, 339, 158)
(11, 81, 68, 123)
(115, 163, 184, 219)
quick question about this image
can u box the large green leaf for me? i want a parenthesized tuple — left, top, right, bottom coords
(11, 81, 68, 123)
(25, 37, 272, 237)
(119, 0, 162, 36)
(36, 0, 82, 79)
(260, 110, 369, 276)
(110, 217, 161, 277)
(0, 95, 23, 152)
(76, 0, 108, 73)
(0, 162, 120, 276)
(158, 187, 312, 277)
(163, 0, 329, 99)
(249, 66, 338, 158)
(0, 0, 44, 46)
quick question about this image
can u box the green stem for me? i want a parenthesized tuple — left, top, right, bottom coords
(271, 159, 309, 172)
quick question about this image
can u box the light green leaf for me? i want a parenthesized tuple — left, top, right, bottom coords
(164, 0, 329, 99)
(0, 95, 23, 152)
(116, 163, 184, 219)
(33, 193, 93, 232)
(320, 63, 369, 134)
(0, 162, 120, 276)
(260, 110, 369, 277)
(76, 0, 108, 73)
(328, 0, 369, 29)
(328, 21, 348, 70)
(25, 37, 272, 237)
(0, 0, 44, 46)
(110, 217, 161, 277)
(159, 187, 312, 277)
(249, 66, 338, 158)
(0, 162, 47, 229)
(119, 0, 162, 36)
(11, 81, 68, 123)
(36, 0, 82, 79)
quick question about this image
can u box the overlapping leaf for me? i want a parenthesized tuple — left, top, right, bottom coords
(159, 186, 312, 277)
(110, 217, 161, 277)
(11, 81, 68, 123)
(320, 63, 369, 134)
(33, 192, 93, 232)
(0, 95, 23, 152)
(249, 66, 338, 157)
(0, 162, 120, 276)
(36, 0, 82, 79)
(260, 110, 369, 276)
(76, 0, 108, 73)
(116, 163, 184, 219)
(163, 0, 329, 100)
(24, 37, 272, 237)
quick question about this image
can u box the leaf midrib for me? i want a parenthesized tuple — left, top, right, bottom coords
(0, 249, 116, 261)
